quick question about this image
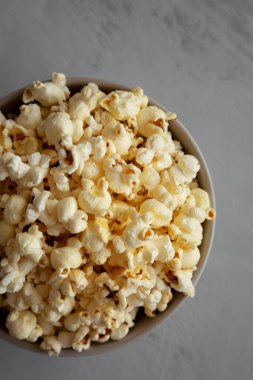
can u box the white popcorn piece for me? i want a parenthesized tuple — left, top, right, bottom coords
(81, 158, 104, 181)
(123, 211, 153, 249)
(104, 156, 140, 196)
(170, 211, 203, 248)
(25, 189, 50, 223)
(68, 93, 90, 121)
(181, 247, 200, 270)
(78, 178, 111, 215)
(42, 111, 74, 146)
(18, 153, 50, 188)
(81, 218, 110, 264)
(72, 326, 90, 352)
(68, 210, 88, 234)
(100, 89, 145, 121)
(102, 114, 132, 156)
(112, 236, 126, 254)
(137, 106, 167, 137)
(39, 198, 58, 227)
(5, 225, 44, 264)
(50, 244, 83, 270)
(139, 199, 172, 228)
(169, 154, 200, 187)
(141, 235, 175, 263)
(50, 167, 70, 192)
(83, 115, 103, 138)
(23, 73, 69, 106)
(40, 336, 62, 356)
(37, 316, 56, 336)
(111, 323, 129, 340)
(3, 194, 27, 225)
(80, 82, 105, 111)
(57, 197, 77, 224)
(190, 188, 216, 220)
(136, 148, 154, 166)
(169, 269, 195, 297)
(16, 104, 42, 130)
(6, 310, 42, 342)
(140, 167, 160, 191)
(0, 152, 30, 181)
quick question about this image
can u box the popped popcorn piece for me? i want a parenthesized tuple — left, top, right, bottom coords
(0, 152, 30, 181)
(42, 112, 74, 146)
(6, 310, 42, 342)
(18, 153, 50, 188)
(50, 242, 83, 270)
(25, 189, 50, 223)
(3, 194, 27, 225)
(23, 72, 69, 106)
(80, 82, 105, 111)
(100, 89, 145, 121)
(104, 155, 140, 196)
(57, 197, 88, 234)
(16, 104, 42, 130)
(68, 93, 90, 121)
(139, 199, 172, 228)
(101, 113, 132, 155)
(137, 106, 167, 137)
(40, 336, 62, 356)
(78, 178, 111, 215)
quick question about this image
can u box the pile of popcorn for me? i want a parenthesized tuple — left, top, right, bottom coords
(0, 73, 215, 355)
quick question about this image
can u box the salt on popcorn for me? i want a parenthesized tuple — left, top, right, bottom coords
(0, 72, 215, 355)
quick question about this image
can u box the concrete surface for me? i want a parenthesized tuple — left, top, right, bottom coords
(0, 0, 252, 379)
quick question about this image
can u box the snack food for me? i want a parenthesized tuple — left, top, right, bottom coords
(0, 73, 215, 355)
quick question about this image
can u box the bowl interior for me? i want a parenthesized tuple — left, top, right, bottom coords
(0, 78, 215, 356)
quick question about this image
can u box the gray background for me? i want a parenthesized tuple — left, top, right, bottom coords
(0, 0, 252, 379)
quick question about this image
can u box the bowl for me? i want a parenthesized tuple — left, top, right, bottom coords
(0, 78, 215, 356)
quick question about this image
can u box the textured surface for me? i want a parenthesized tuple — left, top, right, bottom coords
(0, 0, 252, 379)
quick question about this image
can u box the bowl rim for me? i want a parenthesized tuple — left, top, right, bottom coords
(0, 77, 215, 356)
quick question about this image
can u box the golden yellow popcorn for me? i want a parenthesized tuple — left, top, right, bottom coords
(0, 72, 215, 355)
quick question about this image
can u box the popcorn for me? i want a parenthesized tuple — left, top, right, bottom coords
(104, 155, 140, 196)
(3, 194, 27, 225)
(137, 106, 167, 137)
(40, 336, 61, 356)
(136, 148, 154, 166)
(80, 82, 105, 111)
(42, 112, 74, 147)
(25, 189, 50, 223)
(100, 89, 145, 121)
(0, 72, 215, 355)
(68, 93, 90, 121)
(139, 199, 172, 228)
(0, 152, 30, 181)
(101, 114, 132, 155)
(16, 104, 42, 131)
(18, 153, 50, 188)
(6, 310, 42, 342)
(50, 243, 83, 270)
(140, 167, 160, 191)
(57, 197, 77, 223)
(23, 72, 69, 106)
(78, 178, 111, 215)
(181, 247, 200, 270)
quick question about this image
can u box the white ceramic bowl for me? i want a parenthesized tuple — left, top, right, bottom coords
(0, 78, 215, 356)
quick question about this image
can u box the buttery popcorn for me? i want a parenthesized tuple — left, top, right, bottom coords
(0, 72, 215, 355)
